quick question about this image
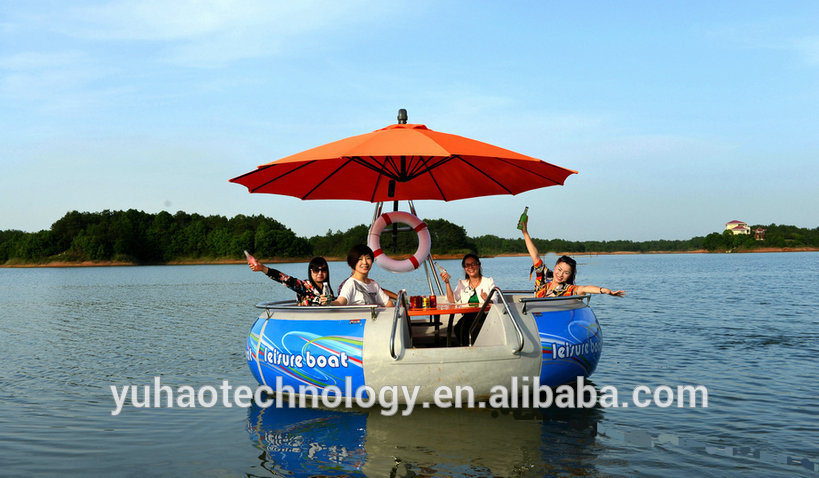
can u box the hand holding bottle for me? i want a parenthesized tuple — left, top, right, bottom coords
(437, 263, 450, 282)
(518, 211, 530, 235)
(320, 283, 331, 305)
(517, 206, 529, 231)
(244, 250, 263, 272)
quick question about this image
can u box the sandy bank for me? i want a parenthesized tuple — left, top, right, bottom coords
(2, 247, 815, 268)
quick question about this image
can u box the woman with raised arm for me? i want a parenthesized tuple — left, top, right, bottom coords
(247, 253, 335, 306)
(521, 216, 625, 298)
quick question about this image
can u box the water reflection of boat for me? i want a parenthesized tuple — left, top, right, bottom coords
(247, 400, 602, 476)
(246, 404, 368, 475)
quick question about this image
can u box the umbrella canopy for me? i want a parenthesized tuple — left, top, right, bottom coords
(230, 122, 576, 202)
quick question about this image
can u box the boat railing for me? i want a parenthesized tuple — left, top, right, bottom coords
(518, 295, 591, 314)
(501, 289, 592, 304)
(468, 286, 524, 354)
(390, 289, 410, 360)
(255, 300, 381, 319)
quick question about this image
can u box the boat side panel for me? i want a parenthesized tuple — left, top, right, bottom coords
(534, 306, 602, 387)
(246, 315, 366, 394)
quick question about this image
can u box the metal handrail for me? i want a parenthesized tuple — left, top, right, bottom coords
(503, 289, 535, 294)
(519, 294, 591, 314)
(519, 294, 592, 303)
(468, 286, 525, 354)
(255, 300, 380, 312)
(389, 289, 409, 360)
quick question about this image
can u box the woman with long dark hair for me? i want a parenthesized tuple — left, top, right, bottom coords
(248, 254, 335, 306)
(521, 216, 624, 298)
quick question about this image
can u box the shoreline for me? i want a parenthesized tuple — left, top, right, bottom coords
(2, 247, 815, 268)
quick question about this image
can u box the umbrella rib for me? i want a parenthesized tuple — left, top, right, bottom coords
(300, 158, 357, 199)
(417, 156, 451, 201)
(369, 156, 390, 203)
(453, 155, 516, 194)
(384, 156, 401, 177)
(350, 156, 400, 179)
(492, 156, 564, 186)
(407, 155, 454, 179)
(245, 161, 316, 193)
(406, 155, 429, 178)
(404, 155, 421, 177)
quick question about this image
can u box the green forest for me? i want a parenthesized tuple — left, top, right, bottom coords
(1, 209, 817, 265)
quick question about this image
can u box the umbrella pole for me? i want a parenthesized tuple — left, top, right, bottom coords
(371, 201, 444, 297)
(391, 201, 399, 253)
(408, 201, 444, 296)
(371, 202, 384, 225)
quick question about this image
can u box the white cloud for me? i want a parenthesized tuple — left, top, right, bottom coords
(71, 0, 250, 41)
(60, 0, 393, 67)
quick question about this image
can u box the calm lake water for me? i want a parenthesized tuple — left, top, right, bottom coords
(0, 252, 817, 476)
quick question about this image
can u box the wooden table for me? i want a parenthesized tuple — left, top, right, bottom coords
(408, 303, 482, 346)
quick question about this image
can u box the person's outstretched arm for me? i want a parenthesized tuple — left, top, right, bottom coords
(575, 285, 626, 297)
(521, 218, 541, 266)
(254, 263, 316, 298)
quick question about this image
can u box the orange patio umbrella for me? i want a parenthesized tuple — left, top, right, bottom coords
(230, 110, 577, 202)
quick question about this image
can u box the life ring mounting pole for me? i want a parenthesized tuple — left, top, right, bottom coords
(368, 209, 432, 273)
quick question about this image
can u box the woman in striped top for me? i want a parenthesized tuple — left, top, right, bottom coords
(521, 215, 625, 298)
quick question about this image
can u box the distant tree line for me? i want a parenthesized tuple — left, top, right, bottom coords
(701, 225, 819, 252)
(0, 209, 817, 264)
(0, 210, 309, 264)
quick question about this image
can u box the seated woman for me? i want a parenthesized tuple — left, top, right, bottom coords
(248, 254, 335, 305)
(331, 245, 394, 307)
(440, 253, 496, 305)
(439, 253, 496, 345)
(521, 216, 625, 298)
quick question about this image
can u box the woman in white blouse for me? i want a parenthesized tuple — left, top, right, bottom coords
(439, 254, 495, 345)
(440, 254, 495, 305)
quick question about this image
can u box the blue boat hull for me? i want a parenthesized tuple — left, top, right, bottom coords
(246, 295, 603, 400)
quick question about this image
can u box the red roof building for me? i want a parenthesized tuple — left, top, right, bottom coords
(725, 220, 750, 235)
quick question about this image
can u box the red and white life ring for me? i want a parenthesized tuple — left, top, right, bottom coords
(367, 211, 431, 273)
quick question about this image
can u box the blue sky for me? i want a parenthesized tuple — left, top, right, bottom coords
(1, 1, 817, 241)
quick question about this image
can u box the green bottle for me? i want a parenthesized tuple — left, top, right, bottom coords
(517, 206, 529, 230)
